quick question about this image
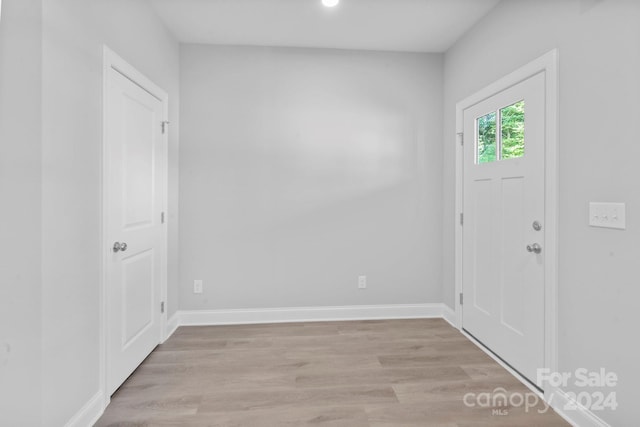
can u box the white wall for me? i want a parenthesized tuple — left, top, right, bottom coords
(40, 0, 180, 425)
(0, 1, 43, 425)
(179, 45, 443, 311)
(443, 0, 640, 424)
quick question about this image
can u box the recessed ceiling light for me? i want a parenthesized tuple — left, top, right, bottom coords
(322, 0, 340, 8)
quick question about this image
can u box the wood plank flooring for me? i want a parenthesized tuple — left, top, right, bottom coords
(96, 319, 569, 426)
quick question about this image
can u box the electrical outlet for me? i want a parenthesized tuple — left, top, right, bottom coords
(193, 280, 203, 294)
(358, 275, 367, 289)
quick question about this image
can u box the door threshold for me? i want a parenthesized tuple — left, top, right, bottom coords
(462, 328, 544, 396)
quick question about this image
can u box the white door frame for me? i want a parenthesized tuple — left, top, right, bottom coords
(100, 46, 169, 408)
(454, 50, 559, 392)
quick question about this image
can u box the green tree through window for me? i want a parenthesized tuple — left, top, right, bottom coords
(476, 100, 525, 164)
(501, 100, 525, 159)
(478, 112, 496, 163)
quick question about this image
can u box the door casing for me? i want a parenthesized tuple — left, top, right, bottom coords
(100, 46, 169, 409)
(454, 49, 559, 395)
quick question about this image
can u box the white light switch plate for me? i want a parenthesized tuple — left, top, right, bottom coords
(589, 202, 626, 230)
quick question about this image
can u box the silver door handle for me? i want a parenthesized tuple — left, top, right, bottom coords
(113, 242, 128, 253)
(526, 243, 542, 254)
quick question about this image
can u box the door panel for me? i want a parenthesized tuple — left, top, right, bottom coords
(463, 72, 545, 387)
(472, 179, 496, 315)
(106, 68, 165, 395)
(121, 249, 155, 348)
(500, 177, 525, 335)
(123, 94, 156, 228)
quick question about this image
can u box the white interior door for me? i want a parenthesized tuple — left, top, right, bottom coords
(462, 72, 545, 387)
(105, 64, 166, 395)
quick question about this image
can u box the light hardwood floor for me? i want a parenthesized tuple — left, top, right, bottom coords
(96, 319, 569, 426)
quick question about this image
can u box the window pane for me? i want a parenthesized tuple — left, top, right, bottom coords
(501, 100, 525, 159)
(477, 112, 497, 164)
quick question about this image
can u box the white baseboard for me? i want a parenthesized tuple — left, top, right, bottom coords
(441, 304, 456, 327)
(547, 387, 612, 427)
(177, 303, 447, 326)
(164, 312, 180, 342)
(65, 391, 104, 427)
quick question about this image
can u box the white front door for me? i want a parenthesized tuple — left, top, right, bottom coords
(105, 63, 166, 395)
(462, 72, 545, 387)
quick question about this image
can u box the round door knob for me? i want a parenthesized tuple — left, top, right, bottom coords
(113, 242, 128, 253)
(526, 243, 542, 254)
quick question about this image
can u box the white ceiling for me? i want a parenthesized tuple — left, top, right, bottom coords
(148, 0, 501, 53)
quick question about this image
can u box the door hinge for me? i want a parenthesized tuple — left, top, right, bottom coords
(459, 293, 464, 306)
(160, 301, 165, 314)
(161, 212, 165, 224)
(161, 121, 170, 134)
(457, 132, 464, 146)
(460, 213, 464, 226)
